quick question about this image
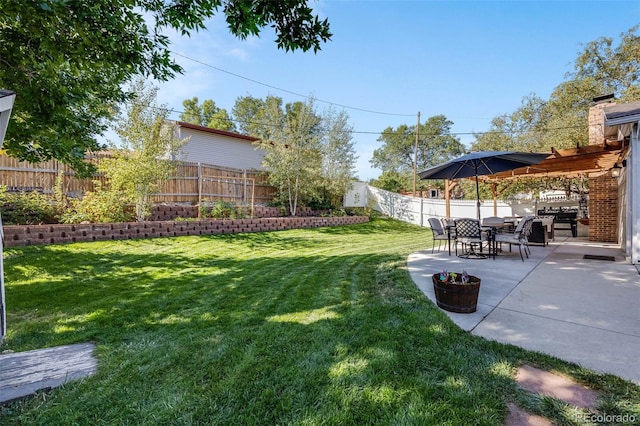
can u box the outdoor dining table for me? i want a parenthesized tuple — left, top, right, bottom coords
(444, 221, 504, 258)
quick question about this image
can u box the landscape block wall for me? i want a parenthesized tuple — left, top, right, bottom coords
(2, 216, 369, 247)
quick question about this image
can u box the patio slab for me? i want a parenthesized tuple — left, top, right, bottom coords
(408, 242, 554, 331)
(408, 238, 640, 384)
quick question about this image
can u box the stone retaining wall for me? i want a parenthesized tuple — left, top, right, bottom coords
(2, 216, 369, 247)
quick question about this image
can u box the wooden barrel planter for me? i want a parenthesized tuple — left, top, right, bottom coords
(432, 273, 481, 313)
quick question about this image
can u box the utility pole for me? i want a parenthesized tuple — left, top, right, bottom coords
(412, 111, 420, 195)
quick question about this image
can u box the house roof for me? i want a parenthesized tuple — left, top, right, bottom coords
(604, 101, 640, 126)
(0, 89, 16, 99)
(0, 90, 16, 112)
(176, 121, 260, 142)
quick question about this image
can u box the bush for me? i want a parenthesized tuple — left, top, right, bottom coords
(60, 189, 134, 223)
(199, 200, 246, 219)
(0, 187, 59, 224)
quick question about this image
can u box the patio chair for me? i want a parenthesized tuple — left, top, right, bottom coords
(441, 217, 457, 254)
(428, 217, 449, 253)
(441, 217, 455, 228)
(520, 215, 535, 257)
(454, 218, 489, 259)
(494, 216, 535, 261)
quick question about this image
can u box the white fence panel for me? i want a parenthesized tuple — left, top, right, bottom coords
(343, 181, 368, 207)
(367, 186, 424, 226)
(345, 183, 585, 228)
(353, 185, 514, 228)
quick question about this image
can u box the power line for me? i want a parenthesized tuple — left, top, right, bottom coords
(340, 125, 588, 137)
(171, 51, 415, 117)
(123, 95, 591, 138)
(164, 54, 594, 138)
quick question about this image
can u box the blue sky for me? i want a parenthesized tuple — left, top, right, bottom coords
(142, 0, 640, 181)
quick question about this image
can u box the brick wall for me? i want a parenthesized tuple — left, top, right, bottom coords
(588, 175, 618, 242)
(2, 216, 369, 247)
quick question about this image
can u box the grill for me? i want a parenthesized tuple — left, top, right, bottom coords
(538, 209, 578, 237)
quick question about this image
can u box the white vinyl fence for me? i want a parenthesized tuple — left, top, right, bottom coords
(344, 182, 568, 228)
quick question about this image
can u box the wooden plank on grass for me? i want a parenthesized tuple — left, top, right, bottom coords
(0, 343, 97, 404)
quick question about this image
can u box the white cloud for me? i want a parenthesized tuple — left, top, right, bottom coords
(226, 48, 249, 61)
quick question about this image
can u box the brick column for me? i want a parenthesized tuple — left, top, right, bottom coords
(588, 175, 618, 242)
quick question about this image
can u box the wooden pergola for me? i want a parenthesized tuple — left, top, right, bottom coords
(442, 140, 629, 217)
(483, 140, 628, 181)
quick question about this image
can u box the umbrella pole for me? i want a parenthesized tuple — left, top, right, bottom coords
(475, 175, 481, 221)
(445, 180, 451, 218)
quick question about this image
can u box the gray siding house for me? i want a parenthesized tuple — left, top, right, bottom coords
(175, 121, 265, 170)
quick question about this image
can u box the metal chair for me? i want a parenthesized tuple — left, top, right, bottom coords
(520, 216, 535, 257)
(494, 216, 535, 261)
(441, 217, 455, 228)
(454, 218, 488, 259)
(441, 217, 457, 255)
(428, 217, 449, 253)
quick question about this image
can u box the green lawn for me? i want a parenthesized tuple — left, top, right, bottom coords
(1, 218, 638, 425)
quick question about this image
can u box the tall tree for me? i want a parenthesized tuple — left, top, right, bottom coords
(538, 27, 640, 149)
(319, 108, 357, 207)
(232, 95, 357, 211)
(371, 115, 465, 191)
(233, 95, 287, 141)
(232, 95, 267, 136)
(371, 124, 413, 174)
(469, 26, 640, 199)
(572, 25, 640, 101)
(473, 26, 640, 154)
(260, 99, 322, 216)
(471, 94, 549, 152)
(179, 97, 236, 131)
(0, 0, 331, 176)
(101, 78, 188, 221)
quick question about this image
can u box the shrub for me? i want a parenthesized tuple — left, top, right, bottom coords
(60, 188, 134, 223)
(0, 187, 59, 224)
(199, 200, 246, 219)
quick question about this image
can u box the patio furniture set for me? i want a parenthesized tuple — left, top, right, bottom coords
(428, 216, 537, 261)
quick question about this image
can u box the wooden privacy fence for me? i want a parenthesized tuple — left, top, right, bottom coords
(0, 154, 276, 205)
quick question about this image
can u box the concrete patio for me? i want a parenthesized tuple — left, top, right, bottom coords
(408, 234, 640, 384)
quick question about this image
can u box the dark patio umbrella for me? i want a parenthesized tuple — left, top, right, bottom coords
(418, 151, 549, 220)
